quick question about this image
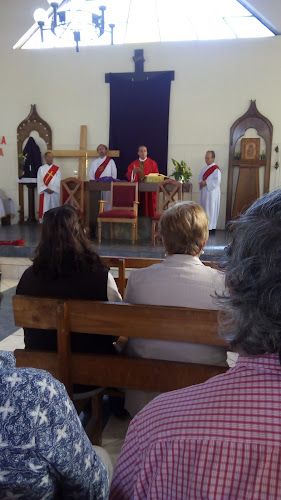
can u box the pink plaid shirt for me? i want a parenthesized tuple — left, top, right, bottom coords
(110, 354, 281, 500)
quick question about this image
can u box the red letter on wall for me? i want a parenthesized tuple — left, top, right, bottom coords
(1, 137, 6, 145)
(0, 148, 3, 156)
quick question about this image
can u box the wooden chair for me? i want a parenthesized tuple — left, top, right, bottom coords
(60, 177, 84, 216)
(97, 182, 139, 244)
(152, 179, 183, 245)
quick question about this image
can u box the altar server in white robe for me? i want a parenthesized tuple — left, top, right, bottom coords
(37, 152, 61, 221)
(89, 144, 117, 211)
(199, 150, 221, 231)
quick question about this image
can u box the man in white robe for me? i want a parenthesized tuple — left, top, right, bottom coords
(199, 150, 221, 231)
(37, 152, 61, 221)
(89, 144, 117, 211)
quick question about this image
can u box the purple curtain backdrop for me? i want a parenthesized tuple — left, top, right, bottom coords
(108, 72, 172, 180)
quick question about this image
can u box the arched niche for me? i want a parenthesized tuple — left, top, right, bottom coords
(17, 104, 52, 177)
(17, 105, 52, 223)
(226, 100, 273, 224)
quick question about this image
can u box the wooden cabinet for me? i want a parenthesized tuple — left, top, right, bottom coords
(226, 101, 273, 224)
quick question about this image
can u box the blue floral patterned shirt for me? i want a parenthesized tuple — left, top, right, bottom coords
(0, 351, 109, 499)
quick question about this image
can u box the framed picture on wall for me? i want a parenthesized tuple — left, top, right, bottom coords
(241, 138, 260, 161)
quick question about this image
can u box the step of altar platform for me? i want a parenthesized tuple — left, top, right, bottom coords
(0, 223, 228, 261)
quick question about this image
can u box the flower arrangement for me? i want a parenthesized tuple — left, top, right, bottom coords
(170, 159, 192, 183)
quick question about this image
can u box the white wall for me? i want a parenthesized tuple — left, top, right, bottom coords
(1, 23, 281, 226)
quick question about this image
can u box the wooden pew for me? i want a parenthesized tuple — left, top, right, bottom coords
(102, 256, 126, 297)
(13, 296, 228, 444)
(102, 256, 220, 295)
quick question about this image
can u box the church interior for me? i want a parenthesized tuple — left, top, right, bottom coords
(1, 0, 281, 495)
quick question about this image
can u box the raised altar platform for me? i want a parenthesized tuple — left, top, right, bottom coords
(0, 223, 229, 261)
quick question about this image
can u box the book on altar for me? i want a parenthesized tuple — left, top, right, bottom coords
(143, 173, 167, 182)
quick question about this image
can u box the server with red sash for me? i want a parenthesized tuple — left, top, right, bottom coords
(89, 144, 117, 211)
(37, 152, 61, 220)
(199, 150, 221, 231)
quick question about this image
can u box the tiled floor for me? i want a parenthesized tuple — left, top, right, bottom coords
(0, 327, 25, 351)
(0, 258, 31, 280)
(0, 279, 21, 340)
(102, 416, 131, 467)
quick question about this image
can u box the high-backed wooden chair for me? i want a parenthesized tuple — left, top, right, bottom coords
(60, 177, 84, 216)
(152, 179, 183, 245)
(97, 182, 139, 244)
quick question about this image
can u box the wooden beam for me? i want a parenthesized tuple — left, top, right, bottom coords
(49, 149, 120, 158)
(48, 150, 84, 157)
(78, 125, 87, 181)
(86, 150, 120, 158)
(46, 125, 120, 182)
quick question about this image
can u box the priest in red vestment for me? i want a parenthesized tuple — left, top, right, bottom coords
(126, 145, 159, 216)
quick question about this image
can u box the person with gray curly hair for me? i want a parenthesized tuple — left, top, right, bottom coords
(110, 190, 281, 500)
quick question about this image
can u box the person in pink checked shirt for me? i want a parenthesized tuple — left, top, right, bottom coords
(110, 189, 281, 500)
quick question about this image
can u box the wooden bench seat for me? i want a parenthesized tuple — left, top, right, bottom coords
(13, 295, 228, 443)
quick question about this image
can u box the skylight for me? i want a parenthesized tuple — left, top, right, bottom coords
(14, 0, 275, 51)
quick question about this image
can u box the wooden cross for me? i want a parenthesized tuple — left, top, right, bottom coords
(48, 125, 120, 181)
(105, 49, 174, 83)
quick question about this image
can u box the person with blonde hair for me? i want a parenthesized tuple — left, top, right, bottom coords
(124, 201, 226, 416)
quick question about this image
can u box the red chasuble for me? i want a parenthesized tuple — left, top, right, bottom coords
(39, 164, 59, 218)
(203, 164, 220, 181)
(126, 158, 159, 217)
(95, 157, 111, 180)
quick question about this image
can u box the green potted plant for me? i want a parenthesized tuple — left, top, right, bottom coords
(170, 159, 192, 183)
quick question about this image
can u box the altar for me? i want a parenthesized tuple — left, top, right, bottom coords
(83, 180, 193, 238)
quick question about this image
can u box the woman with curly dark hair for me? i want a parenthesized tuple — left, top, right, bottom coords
(16, 205, 121, 353)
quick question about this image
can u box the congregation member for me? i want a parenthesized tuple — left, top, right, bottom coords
(89, 144, 117, 210)
(16, 205, 121, 354)
(111, 190, 281, 500)
(199, 150, 221, 232)
(124, 201, 226, 416)
(37, 151, 61, 221)
(0, 350, 110, 499)
(126, 145, 159, 216)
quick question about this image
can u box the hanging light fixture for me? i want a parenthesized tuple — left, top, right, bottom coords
(33, 1, 115, 52)
(33, 8, 49, 42)
(46, 0, 59, 28)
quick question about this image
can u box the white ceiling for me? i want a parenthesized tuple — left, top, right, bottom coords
(241, 0, 281, 33)
(1, 0, 281, 50)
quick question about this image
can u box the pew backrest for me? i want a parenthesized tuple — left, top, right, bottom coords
(13, 296, 228, 399)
